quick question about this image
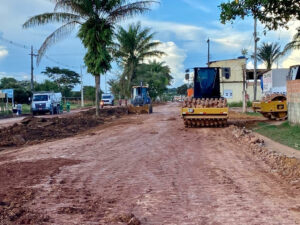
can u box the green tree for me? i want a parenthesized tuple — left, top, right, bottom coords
(241, 48, 248, 57)
(0, 78, 32, 104)
(114, 22, 164, 97)
(256, 42, 282, 69)
(219, 0, 300, 30)
(108, 78, 122, 99)
(35, 80, 61, 93)
(134, 60, 172, 100)
(83, 86, 103, 102)
(23, 0, 156, 116)
(0, 78, 20, 89)
(42, 66, 80, 97)
(177, 84, 188, 95)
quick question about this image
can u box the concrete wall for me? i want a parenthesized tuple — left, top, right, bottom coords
(209, 58, 262, 103)
(287, 80, 300, 125)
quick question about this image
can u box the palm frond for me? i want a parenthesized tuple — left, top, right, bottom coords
(139, 50, 165, 60)
(108, 1, 158, 22)
(37, 21, 78, 65)
(54, 0, 90, 18)
(282, 30, 300, 54)
(23, 12, 81, 28)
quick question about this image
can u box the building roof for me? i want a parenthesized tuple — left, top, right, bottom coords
(208, 57, 246, 64)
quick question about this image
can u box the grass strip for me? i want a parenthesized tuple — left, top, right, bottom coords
(254, 121, 300, 151)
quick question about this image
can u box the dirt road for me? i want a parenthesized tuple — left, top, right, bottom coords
(1, 103, 300, 224)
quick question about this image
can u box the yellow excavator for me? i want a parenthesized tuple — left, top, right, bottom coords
(181, 67, 229, 127)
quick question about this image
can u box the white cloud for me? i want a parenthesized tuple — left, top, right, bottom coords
(247, 61, 266, 70)
(139, 18, 252, 54)
(181, 0, 211, 12)
(0, 71, 36, 81)
(282, 49, 300, 68)
(0, 46, 8, 59)
(150, 41, 187, 87)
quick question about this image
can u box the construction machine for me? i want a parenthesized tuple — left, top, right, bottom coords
(252, 65, 300, 120)
(128, 84, 153, 114)
(181, 67, 229, 127)
(252, 94, 287, 120)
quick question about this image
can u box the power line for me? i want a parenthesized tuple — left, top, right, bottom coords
(0, 36, 31, 50)
(0, 36, 80, 69)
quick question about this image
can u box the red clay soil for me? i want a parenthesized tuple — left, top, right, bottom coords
(0, 103, 300, 224)
(0, 107, 128, 147)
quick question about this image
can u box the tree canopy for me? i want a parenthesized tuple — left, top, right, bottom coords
(23, 0, 156, 115)
(42, 67, 80, 89)
(176, 84, 189, 95)
(114, 22, 164, 97)
(109, 60, 173, 100)
(256, 42, 282, 69)
(219, 0, 300, 30)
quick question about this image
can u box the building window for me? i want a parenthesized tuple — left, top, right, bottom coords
(224, 90, 233, 99)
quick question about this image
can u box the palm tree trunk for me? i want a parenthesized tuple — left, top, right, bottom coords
(95, 75, 100, 116)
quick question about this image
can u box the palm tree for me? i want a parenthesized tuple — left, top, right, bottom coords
(257, 42, 282, 70)
(23, 0, 156, 116)
(134, 60, 173, 100)
(283, 27, 300, 53)
(114, 22, 164, 97)
(241, 48, 248, 57)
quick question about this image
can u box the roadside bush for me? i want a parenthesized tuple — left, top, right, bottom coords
(228, 101, 252, 107)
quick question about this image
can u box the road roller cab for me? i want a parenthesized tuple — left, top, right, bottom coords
(181, 67, 229, 127)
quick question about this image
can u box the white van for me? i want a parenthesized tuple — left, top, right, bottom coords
(31, 92, 62, 115)
(101, 93, 114, 106)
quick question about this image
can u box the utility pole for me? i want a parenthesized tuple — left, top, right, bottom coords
(253, 17, 258, 101)
(29, 46, 38, 92)
(105, 74, 107, 93)
(80, 65, 84, 107)
(242, 65, 247, 113)
(207, 38, 210, 66)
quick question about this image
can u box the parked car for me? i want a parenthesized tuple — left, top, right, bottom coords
(31, 92, 62, 115)
(101, 93, 114, 106)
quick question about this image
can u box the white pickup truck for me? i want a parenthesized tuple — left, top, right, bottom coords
(31, 92, 62, 115)
(101, 93, 114, 106)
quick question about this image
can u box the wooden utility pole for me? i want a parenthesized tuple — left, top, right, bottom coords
(29, 46, 38, 92)
(80, 66, 84, 107)
(253, 17, 258, 101)
(242, 65, 247, 113)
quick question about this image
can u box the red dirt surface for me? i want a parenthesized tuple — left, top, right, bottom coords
(0, 103, 300, 224)
(0, 107, 128, 147)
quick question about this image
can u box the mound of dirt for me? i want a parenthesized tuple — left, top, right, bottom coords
(0, 107, 128, 147)
(228, 125, 300, 186)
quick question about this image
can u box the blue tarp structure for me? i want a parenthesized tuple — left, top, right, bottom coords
(0, 89, 14, 105)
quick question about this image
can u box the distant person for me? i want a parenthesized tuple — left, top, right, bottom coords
(17, 103, 22, 116)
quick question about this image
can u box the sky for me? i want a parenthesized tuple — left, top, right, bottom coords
(0, 0, 299, 91)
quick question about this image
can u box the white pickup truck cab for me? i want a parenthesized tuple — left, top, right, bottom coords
(101, 93, 114, 106)
(31, 92, 62, 115)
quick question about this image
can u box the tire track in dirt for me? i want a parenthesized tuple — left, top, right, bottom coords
(0, 103, 300, 224)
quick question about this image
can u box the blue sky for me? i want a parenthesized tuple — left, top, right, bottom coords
(0, 0, 299, 90)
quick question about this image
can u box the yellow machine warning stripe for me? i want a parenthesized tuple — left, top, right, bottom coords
(260, 100, 287, 113)
(182, 115, 228, 119)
